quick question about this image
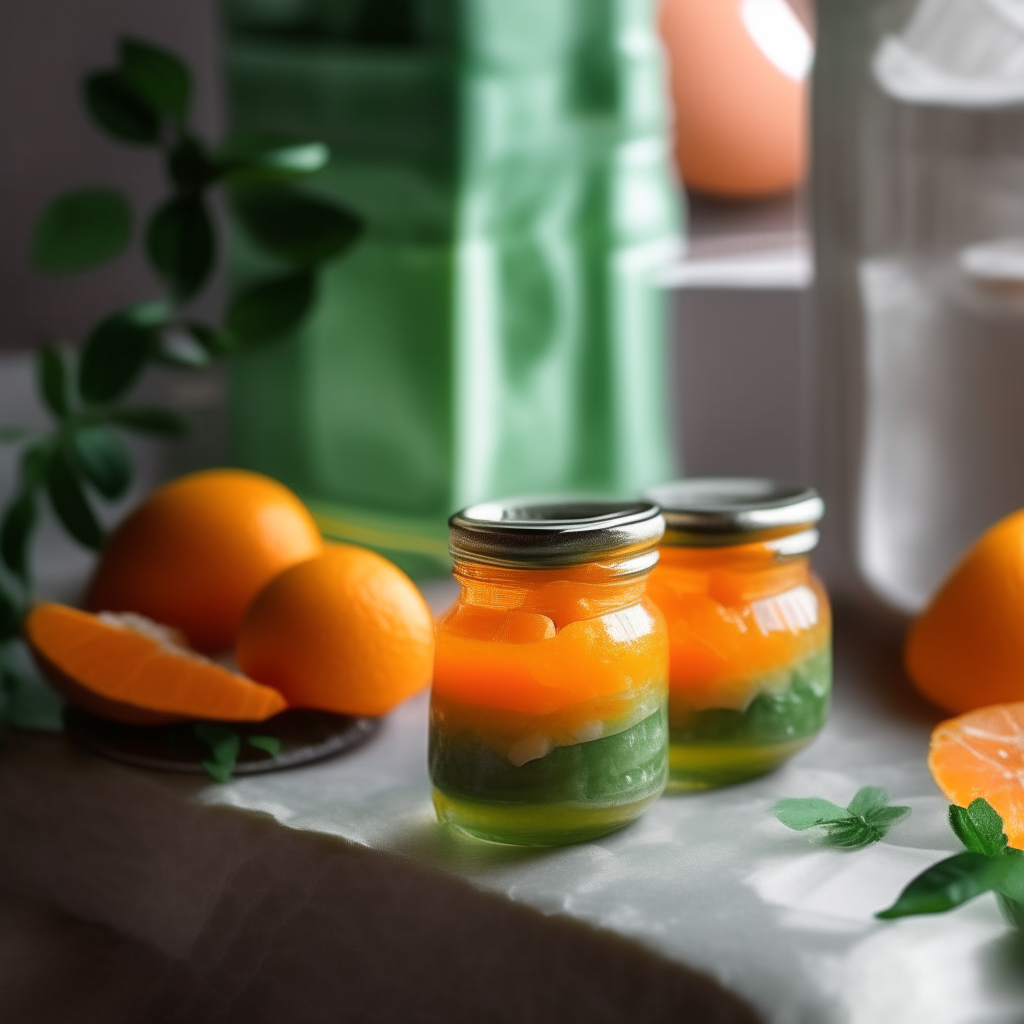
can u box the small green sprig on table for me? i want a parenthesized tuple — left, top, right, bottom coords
(0, 38, 361, 675)
(774, 788, 1024, 928)
(193, 723, 282, 783)
(878, 798, 1024, 927)
(773, 786, 912, 851)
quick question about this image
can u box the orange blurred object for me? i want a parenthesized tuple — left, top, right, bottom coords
(236, 544, 435, 717)
(85, 469, 323, 653)
(929, 703, 1024, 850)
(25, 602, 287, 726)
(659, 0, 812, 198)
(905, 509, 1024, 714)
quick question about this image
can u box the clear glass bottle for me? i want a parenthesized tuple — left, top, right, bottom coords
(430, 498, 668, 846)
(645, 479, 830, 789)
(814, 0, 1024, 611)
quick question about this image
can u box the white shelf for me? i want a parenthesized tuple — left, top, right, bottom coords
(663, 191, 813, 291)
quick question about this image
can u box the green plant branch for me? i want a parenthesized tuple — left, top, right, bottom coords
(878, 799, 1024, 928)
(0, 34, 362, 660)
(772, 786, 911, 851)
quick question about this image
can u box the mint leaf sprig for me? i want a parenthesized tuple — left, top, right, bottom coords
(878, 799, 1024, 927)
(193, 723, 282, 783)
(773, 786, 911, 851)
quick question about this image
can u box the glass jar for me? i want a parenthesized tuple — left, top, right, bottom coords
(430, 498, 669, 846)
(645, 479, 830, 789)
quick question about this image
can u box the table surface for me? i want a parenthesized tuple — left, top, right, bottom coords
(3, 590, 1024, 1023)
(197, 605, 1024, 1024)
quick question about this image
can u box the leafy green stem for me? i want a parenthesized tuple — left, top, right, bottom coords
(878, 799, 1024, 927)
(773, 786, 912, 851)
(0, 32, 363, 635)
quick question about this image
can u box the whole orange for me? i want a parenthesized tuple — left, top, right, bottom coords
(905, 508, 1024, 713)
(85, 469, 323, 652)
(659, 0, 809, 198)
(236, 544, 435, 717)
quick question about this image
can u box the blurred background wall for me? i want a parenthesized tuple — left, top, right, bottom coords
(0, 0, 222, 352)
(0, 0, 814, 501)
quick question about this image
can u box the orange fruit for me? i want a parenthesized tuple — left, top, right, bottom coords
(86, 469, 323, 652)
(25, 602, 287, 726)
(929, 703, 1024, 849)
(659, 0, 808, 198)
(236, 544, 434, 717)
(905, 509, 1024, 713)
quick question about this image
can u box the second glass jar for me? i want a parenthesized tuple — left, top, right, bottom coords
(430, 498, 669, 846)
(646, 479, 831, 790)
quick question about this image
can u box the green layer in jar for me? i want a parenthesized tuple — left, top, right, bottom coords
(669, 646, 831, 747)
(429, 704, 668, 811)
(667, 647, 830, 790)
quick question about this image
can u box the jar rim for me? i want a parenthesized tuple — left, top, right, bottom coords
(645, 477, 824, 543)
(449, 496, 665, 568)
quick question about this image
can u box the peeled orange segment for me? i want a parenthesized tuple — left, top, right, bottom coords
(25, 602, 287, 726)
(928, 703, 1024, 850)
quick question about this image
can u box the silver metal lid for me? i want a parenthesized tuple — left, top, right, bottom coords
(449, 497, 665, 571)
(645, 478, 824, 550)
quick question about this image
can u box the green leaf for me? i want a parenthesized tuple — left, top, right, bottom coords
(119, 37, 190, 123)
(1, 490, 37, 585)
(774, 787, 911, 851)
(194, 723, 240, 783)
(219, 137, 330, 184)
(154, 326, 214, 368)
(773, 797, 852, 831)
(36, 347, 69, 420)
(996, 891, 1024, 930)
(45, 449, 104, 550)
(848, 786, 890, 819)
(31, 188, 132, 275)
(146, 196, 215, 302)
(0, 586, 20, 641)
(21, 443, 51, 490)
(108, 406, 188, 437)
(231, 187, 362, 267)
(226, 272, 315, 345)
(83, 71, 160, 144)
(877, 851, 1011, 919)
(864, 804, 913, 829)
(0, 427, 29, 443)
(994, 854, 1024, 906)
(821, 819, 888, 851)
(169, 136, 216, 192)
(71, 425, 132, 500)
(950, 800, 1009, 857)
(78, 303, 168, 404)
(247, 734, 282, 757)
(0, 652, 64, 732)
(183, 321, 236, 358)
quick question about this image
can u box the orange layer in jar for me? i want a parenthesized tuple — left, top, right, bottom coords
(433, 561, 668, 761)
(646, 541, 830, 721)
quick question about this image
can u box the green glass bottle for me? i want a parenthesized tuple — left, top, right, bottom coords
(222, 0, 681, 576)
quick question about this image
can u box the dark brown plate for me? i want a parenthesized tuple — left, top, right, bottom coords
(63, 707, 380, 775)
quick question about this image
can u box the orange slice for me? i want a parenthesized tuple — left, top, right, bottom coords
(25, 602, 287, 725)
(928, 703, 1024, 850)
